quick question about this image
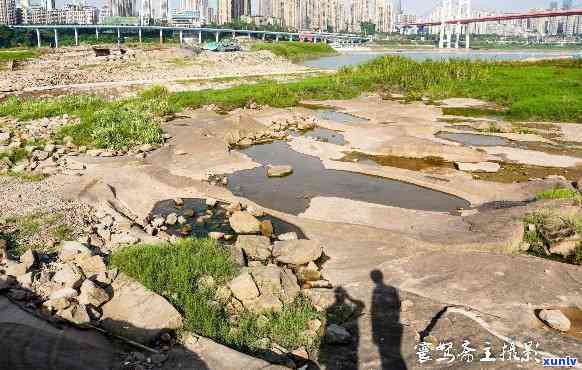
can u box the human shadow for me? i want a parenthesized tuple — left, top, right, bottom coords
(318, 287, 365, 370)
(370, 269, 407, 370)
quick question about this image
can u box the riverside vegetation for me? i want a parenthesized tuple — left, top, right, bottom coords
(2, 57, 582, 151)
(111, 238, 323, 354)
(250, 41, 336, 61)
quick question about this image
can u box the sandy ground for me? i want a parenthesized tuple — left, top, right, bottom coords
(0, 45, 318, 93)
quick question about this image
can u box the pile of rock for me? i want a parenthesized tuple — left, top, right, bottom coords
(225, 113, 319, 149)
(1, 234, 182, 344)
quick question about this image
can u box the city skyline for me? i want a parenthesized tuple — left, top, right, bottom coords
(49, 0, 581, 15)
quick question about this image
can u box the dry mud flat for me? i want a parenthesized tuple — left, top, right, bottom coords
(0, 45, 313, 93)
(2, 95, 582, 369)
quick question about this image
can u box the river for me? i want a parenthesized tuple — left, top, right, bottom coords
(304, 49, 579, 69)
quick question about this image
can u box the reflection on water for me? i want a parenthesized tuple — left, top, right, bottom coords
(304, 50, 575, 70)
(311, 109, 370, 124)
(227, 141, 470, 215)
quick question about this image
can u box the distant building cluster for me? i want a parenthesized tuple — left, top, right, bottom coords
(0, 0, 405, 34)
(419, 0, 582, 38)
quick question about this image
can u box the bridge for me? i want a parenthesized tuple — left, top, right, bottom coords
(400, 2, 582, 49)
(11, 25, 371, 49)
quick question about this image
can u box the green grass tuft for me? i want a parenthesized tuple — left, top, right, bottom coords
(250, 41, 336, 62)
(535, 187, 580, 200)
(111, 238, 322, 353)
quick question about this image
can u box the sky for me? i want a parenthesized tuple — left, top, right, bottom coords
(63, 0, 563, 16)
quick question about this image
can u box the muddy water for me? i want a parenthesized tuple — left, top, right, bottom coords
(227, 141, 470, 215)
(341, 152, 455, 171)
(436, 132, 511, 146)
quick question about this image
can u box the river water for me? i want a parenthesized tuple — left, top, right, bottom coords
(304, 49, 578, 70)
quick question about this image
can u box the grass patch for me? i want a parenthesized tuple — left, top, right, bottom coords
(536, 187, 580, 201)
(251, 41, 336, 62)
(0, 49, 39, 62)
(523, 211, 582, 265)
(111, 238, 322, 353)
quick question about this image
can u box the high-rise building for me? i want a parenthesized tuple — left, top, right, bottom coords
(217, 0, 231, 23)
(0, 0, 16, 24)
(108, 0, 137, 17)
(232, 0, 250, 19)
(142, 0, 170, 22)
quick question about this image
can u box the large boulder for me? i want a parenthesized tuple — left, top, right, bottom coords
(267, 165, 293, 178)
(325, 324, 352, 344)
(539, 309, 571, 332)
(280, 268, 300, 304)
(244, 293, 282, 314)
(78, 280, 110, 307)
(100, 273, 183, 344)
(59, 241, 91, 262)
(250, 265, 282, 296)
(272, 240, 323, 265)
(52, 264, 84, 289)
(227, 272, 259, 302)
(236, 235, 271, 261)
(74, 253, 107, 278)
(229, 212, 261, 234)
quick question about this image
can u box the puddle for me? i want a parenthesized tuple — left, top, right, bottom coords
(227, 141, 470, 215)
(291, 127, 347, 145)
(149, 198, 305, 239)
(436, 132, 511, 146)
(311, 109, 370, 125)
(341, 152, 455, 171)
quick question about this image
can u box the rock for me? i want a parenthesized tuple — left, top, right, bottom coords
(229, 212, 261, 234)
(110, 233, 140, 246)
(0, 238, 7, 261)
(455, 162, 501, 173)
(17, 272, 33, 289)
(251, 265, 282, 296)
(58, 304, 91, 325)
(539, 309, 571, 332)
(401, 299, 414, 312)
(549, 238, 579, 258)
(278, 232, 298, 241)
(177, 216, 187, 225)
(96, 225, 111, 241)
(308, 319, 322, 332)
(0, 132, 10, 145)
(101, 273, 183, 344)
(78, 279, 110, 307)
(32, 150, 50, 161)
(43, 297, 71, 311)
(5, 262, 28, 277)
(260, 220, 274, 238)
(228, 272, 260, 301)
(297, 262, 321, 282)
(244, 293, 282, 314)
(280, 268, 300, 304)
(267, 165, 293, 178)
(139, 144, 155, 152)
(236, 235, 271, 261)
(52, 264, 84, 288)
(246, 205, 265, 217)
(75, 253, 107, 278)
(304, 280, 332, 289)
(182, 208, 195, 218)
(292, 347, 309, 360)
(151, 217, 165, 228)
(272, 240, 323, 265)
(19, 249, 36, 271)
(208, 232, 225, 240)
(59, 241, 91, 262)
(66, 159, 86, 170)
(325, 324, 352, 344)
(206, 198, 218, 207)
(99, 150, 116, 157)
(166, 213, 178, 225)
(49, 287, 79, 300)
(173, 198, 184, 206)
(227, 244, 246, 267)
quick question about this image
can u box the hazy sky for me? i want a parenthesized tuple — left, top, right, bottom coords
(63, 0, 564, 15)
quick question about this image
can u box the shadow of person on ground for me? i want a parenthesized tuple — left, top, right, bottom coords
(317, 286, 365, 370)
(370, 269, 407, 370)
